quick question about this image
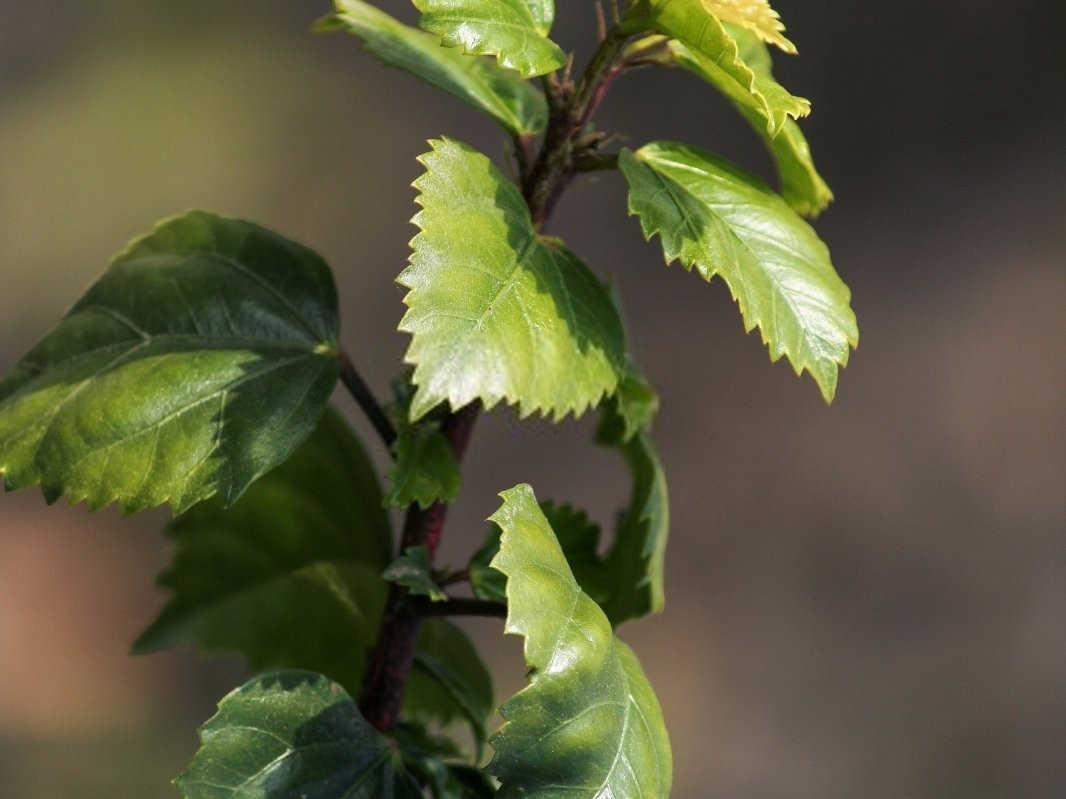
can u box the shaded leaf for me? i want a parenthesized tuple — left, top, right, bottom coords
(487, 485, 673, 798)
(385, 545, 449, 601)
(386, 380, 462, 509)
(134, 409, 391, 695)
(0, 211, 339, 514)
(414, 0, 565, 78)
(400, 138, 626, 421)
(177, 671, 424, 799)
(405, 618, 495, 755)
(630, 0, 808, 135)
(620, 142, 858, 401)
(321, 0, 546, 134)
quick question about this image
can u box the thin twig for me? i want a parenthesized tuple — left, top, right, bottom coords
(338, 350, 396, 449)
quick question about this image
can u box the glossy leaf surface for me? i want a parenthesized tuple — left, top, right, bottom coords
(701, 0, 795, 53)
(631, 0, 808, 135)
(414, 0, 565, 77)
(399, 139, 626, 421)
(323, 0, 546, 134)
(178, 671, 424, 799)
(723, 25, 833, 217)
(0, 211, 339, 514)
(488, 485, 673, 798)
(620, 142, 857, 401)
(134, 409, 390, 694)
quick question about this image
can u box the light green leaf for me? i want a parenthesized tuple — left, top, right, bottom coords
(487, 485, 673, 798)
(414, 0, 565, 77)
(399, 138, 626, 421)
(405, 618, 496, 755)
(134, 409, 391, 695)
(385, 545, 449, 601)
(700, 0, 796, 53)
(0, 211, 340, 514)
(321, 0, 546, 134)
(177, 671, 424, 799)
(723, 25, 833, 217)
(620, 142, 858, 402)
(629, 0, 808, 135)
(596, 389, 670, 624)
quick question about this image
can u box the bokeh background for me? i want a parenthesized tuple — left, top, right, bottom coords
(2, 1, 1064, 796)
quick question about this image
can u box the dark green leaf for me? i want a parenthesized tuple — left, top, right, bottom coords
(321, 0, 546, 134)
(177, 671, 424, 799)
(620, 142, 858, 402)
(487, 485, 673, 798)
(386, 413, 461, 510)
(134, 409, 391, 695)
(400, 139, 626, 421)
(0, 211, 340, 514)
(406, 618, 495, 755)
(385, 545, 449, 601)
(414, 0, 565, 78)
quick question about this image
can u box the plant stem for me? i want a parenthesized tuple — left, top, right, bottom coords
(418, 597, 508, 619)
(338, 350, 396, 449)
(359, 21, 634, 734)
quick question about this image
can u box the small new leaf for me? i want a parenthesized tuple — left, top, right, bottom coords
(414, 0, 566, 78)
(387, 424, 461, 509)
(0, 211, 339, 514)
(385, 545, 449, 601)
(322, 0, 546, 134)
(134, 409, 391, 695)
(701, 0, 796, 54)
(620, 143, 858, 401)
(488, 485, 673, 798)
(177, 671, 425, 799)
(400, 139, 627, 421)
(631, 0, 808, 135)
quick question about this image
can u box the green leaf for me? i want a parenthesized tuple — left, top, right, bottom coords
(321, 0, 546, 134)
(134, 409, 391, 695)
(385, 545, 449, 601)
(487, 485, 673, 798)
(385, 380, 462, 509)
(595, 391, 670, 624)
(722, 25, 833, 217)
(405, 618, 495, 755)
(700, 0, 796, 54)
(413, 0, 566, 78)
(177, 671, 424, 799)
(630, 0, 808, 135)
(619, 142, 858, 402)
(399, 138, 626, 421)
(0, 210, 340, 514)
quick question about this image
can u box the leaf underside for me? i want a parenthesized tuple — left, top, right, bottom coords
(399, 138, 626, 421)
(620, 142, 857, 402)
(414, 0, 565, 78)
(323, 0, 546, 134)
(488, 484, 673, 798)
(0, 210, 340, 514)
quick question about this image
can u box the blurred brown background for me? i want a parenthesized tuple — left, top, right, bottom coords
(1, 1, 1064, 796)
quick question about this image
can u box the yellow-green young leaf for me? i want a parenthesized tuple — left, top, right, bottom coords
(488, 485, 673, 798)
(629, 0, 808, 135)
(178, 671, 425, 799)
(134, 409, 390, 695)
(320, 0, 546, 134)
(384, 545, 449, 601)
(620, 143, 858, 402)
(414, 0, 565, 78)
(679, 24, 833, 217)
(701, 0, 796, 54)
(0, 211, 340, 514)
(399, 139, 626, 421)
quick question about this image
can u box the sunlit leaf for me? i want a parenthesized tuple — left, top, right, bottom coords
(0, 211, 339, 514)
(321, 0, 546, 134)
(399, 138, 626, 421)
(487, 484, 673, 798)
(620, 142, 857, 401)
(701, 0, 796, 53)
